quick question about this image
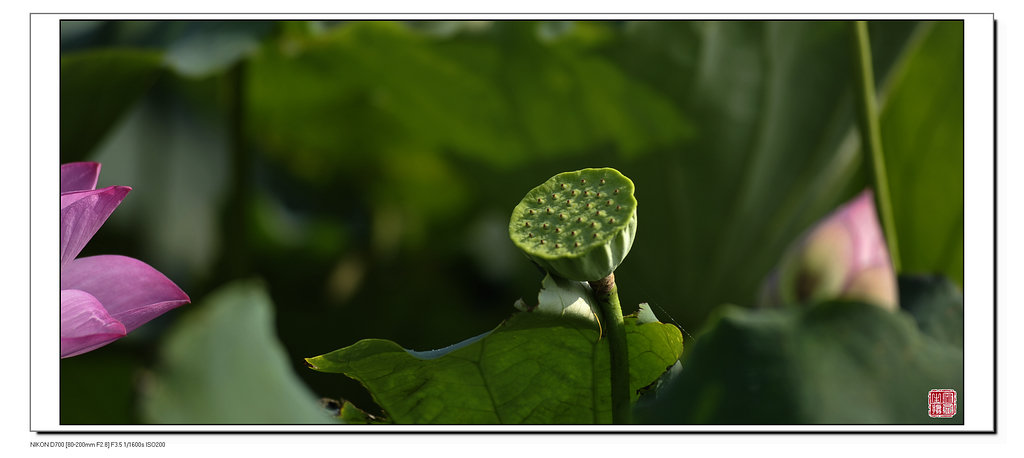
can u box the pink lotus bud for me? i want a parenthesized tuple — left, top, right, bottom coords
(760, 190, 898, 311)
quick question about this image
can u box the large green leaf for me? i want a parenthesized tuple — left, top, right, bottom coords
(880, 22, 964, 285)
(238, 20, 929, 334)
(60, 48, 164, 161)
(608, 21, 923, 328)
(245, 21, 692, 183)
(637, 275, 963, 424)
(139, 280, 337, 424)
(306, 276, 683, 424)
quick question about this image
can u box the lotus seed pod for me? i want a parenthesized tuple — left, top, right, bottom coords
(509, 168, 638, 281)
(760, 190, 898, 311)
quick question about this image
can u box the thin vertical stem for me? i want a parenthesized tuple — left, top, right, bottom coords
(219, 59, 250, 279)
(589, 273, 631, 424)
(852, 21, 902, 271)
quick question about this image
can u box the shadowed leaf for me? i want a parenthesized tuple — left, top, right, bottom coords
(637, 274, 963, 424)
(61, 49, 164, 161)
(140, 280, 337, 424)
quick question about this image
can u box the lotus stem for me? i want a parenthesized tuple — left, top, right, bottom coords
(851, 20, 901, 272)
(589, 273, 631, 424)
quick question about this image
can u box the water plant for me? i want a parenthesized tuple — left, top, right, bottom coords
(305, 167, 683, 424)
(508, 167, 638, 423)
(58, 20, 967, 427)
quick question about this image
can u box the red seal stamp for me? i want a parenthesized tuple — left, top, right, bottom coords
(928, 389, 957, 418)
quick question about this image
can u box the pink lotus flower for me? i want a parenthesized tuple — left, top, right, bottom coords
(60, 162, 190, 358)
(760, 190, 898, 311)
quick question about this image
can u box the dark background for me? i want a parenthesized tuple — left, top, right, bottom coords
(58, 20, 964, 423)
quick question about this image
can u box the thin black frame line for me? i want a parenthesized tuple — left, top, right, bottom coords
(50, 18, 972, 23)
(28, 12, 33, 433)
(30, 12, 998, 15)
(36, 429, 995, 435)
(990, 18, 998, 435)
(46, 16, 983, 436)
(39, 17, 991, 434)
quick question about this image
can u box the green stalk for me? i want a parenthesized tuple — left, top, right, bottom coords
(589, 273, 631, 424)
(851, 20, 902, 271)
(214, 59, 252, 281)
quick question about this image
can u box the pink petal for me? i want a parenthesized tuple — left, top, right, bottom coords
(834, 190, 891, 274)
(60, 289, 127, 358)
(60, 162, 102, 193)
(60, 186, 131, 267)
(61, 255, 190, 333)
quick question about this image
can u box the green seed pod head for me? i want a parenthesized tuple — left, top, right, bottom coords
(508, 168, 638, 281)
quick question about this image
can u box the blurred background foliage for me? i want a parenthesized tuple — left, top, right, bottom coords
(59, 20, 963, 424)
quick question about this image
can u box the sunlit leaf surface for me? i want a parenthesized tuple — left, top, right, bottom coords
(881, 22, 964, 285)
(307, 305, 683, 424)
